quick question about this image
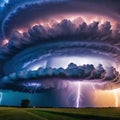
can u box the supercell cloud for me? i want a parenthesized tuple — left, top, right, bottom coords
(0, 0, 120, 107)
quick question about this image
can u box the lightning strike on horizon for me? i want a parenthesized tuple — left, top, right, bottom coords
(113, 89, 119, 107)
(0, 92, 3, 104)
(76, 82, 81, 108)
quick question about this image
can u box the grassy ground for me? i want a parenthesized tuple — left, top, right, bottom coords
(0, 107, 120, 120)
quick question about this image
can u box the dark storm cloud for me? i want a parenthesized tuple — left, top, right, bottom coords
(0, 0, 120, 92)
(0, 20, 120, 64)
(1, 0, 68, 38)
(1, 63, 120, 92)
(2, 63, 105, 81)
(1, 0, 120, 38)
(0, 20, 120, 77)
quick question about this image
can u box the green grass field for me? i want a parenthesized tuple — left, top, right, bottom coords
(0, 107, 120, 120)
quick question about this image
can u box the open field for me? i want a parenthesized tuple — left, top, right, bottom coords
(0, 107, 120, 120)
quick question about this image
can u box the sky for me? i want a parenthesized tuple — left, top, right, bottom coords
(0, 0, 120, 107)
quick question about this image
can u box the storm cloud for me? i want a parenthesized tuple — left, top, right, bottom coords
(1, 63, 120, 92)
(0, 20, 120, 73)
(0, 0, 120, 94)
(0, 20, 120, 61)
(1, 0, 120, 38)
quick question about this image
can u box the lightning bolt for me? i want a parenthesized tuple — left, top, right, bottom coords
(0, 92, 3, 104)
(113, 89, 118, 107)
(76, 82, 81, 108)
